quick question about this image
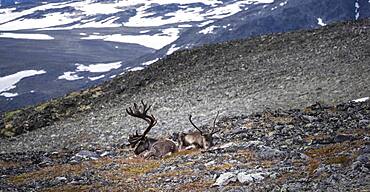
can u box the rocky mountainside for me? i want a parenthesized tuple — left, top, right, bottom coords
(0, 99, 369, 191)
(0, 18, 369, 191)
(1, 0, 369, 112)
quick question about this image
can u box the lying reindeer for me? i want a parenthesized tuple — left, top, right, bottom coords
(177, 112, 220, 150)
(126, 101, 177, 159)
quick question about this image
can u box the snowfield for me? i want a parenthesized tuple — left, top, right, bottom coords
(0, 0, 275, 31)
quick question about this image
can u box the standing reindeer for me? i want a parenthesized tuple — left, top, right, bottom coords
(177, 112, 220, 150)
(126, 101, 177, 159)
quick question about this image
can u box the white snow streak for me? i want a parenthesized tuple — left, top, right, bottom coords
(58, 72, 83, 81)
(0, 32, 54, 40)
(76, 61, 122, 73)
(0, 70, 46, 93)
(82, 28, 180, 50)
(142, 58, 159, 66)
(0, 92, 18, 98)
(88, 75, 105, 81)
(128, 67, 144, 72)
(199, 25, 219, 34)
(353, 97, 369, 102)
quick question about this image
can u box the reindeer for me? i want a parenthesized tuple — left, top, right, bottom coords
(126, 101, 177, 159)
(177, 112, 220, 150)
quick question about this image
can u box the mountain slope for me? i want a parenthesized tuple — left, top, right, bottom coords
(0, 0, 369, 112)
(0, 19, 369, 150)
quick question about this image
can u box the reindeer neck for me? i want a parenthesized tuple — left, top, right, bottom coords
(147, 137, 158, 144)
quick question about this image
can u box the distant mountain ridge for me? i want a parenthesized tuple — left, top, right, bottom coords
(0, 0, 369, 112)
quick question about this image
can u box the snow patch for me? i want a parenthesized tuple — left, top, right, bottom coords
(279, 1, 287, 6)
(355, 0, 360, 20)
(199, 25, 218, 34)
(128, 67, 144, 72)
(82, 28, 180, 50)
(88, 75, 105, 81)
(317, 18, 326, 26)
(178, 24, 192, 28)
(0, 70, 46, 93)
(0, 92, 18, 98)
(58, 72, 83, 81)
(166, 44, 181, 55)
(0, 12, 80, 31)
(142, 58, 159, 66)
(139, 30, 150, 34)
(353, 97, 369, 102)
(198, 20, 214, 27)
(76, 61, 122, 73)
(0, 33, 54, 40)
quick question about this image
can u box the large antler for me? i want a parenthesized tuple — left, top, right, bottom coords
(210, 111, 220, 135)
(126, 100, 157, 147)
(189, 114, 204, 135)
(189, 112, 220, 135)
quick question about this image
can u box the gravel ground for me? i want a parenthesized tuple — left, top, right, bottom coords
(1, 19, 369, 153)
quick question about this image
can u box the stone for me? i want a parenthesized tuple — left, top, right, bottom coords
(257, 145, 285, 159)
(73, 150, 99, 160)
(55, 176, 67, 182)
(356, 154, 369, 163)
(100, 151, 111, 157)
(212, 172, 236, 187)
(237, 172, 269, 184)
(303, 115, 318, 122)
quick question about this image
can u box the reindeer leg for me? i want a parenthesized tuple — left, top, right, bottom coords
(144, 150, 155, 159)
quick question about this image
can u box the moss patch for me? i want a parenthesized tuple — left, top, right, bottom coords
(4, 110, 21, 122)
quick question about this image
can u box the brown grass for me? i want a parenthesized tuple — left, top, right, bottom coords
(236, 149, 256, 161)
(207, 163, 233, 171)
(275, 172, 304, 185)
(8, 163, 87, 185)
(177, 180, 214, 191)
(162, 149, 200, 161)
(261, 112, 294, 124)
(305, 140, 363, 159)
(306, 158, 321, 175)
(324, 155, 352, 166)
(151, 168, 193, 178)
(7, 156, 157, 186)
(304, 140, 364, 175)
(0, 160, 21, 169)
(41, 182, 145, 192)
(121, 161, 160, 175)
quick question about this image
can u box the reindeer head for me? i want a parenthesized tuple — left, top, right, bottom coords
(179, 112, 220, 150)
(126, 100, 158, 155)
(126, 101, 178, 158)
